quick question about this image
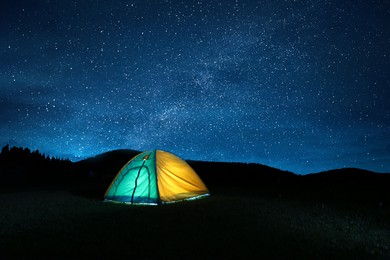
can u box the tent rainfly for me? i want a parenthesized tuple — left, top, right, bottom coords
(104, 150, 209, 205)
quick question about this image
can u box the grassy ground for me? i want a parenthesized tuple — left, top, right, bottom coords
(0, 184, 389, 259)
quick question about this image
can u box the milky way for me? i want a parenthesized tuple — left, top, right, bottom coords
(1, 0, 389, 174)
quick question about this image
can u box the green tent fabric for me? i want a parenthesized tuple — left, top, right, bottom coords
(104, 150, 209, 205)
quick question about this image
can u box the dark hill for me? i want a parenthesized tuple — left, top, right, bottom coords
(71, 150, 390, 206)
(187, 160, 297, 190)
(74, 149, 140, 180)
(303, 167, 390, 183)
(297, 168, 390, 206)
(72, 149, 297, 188)
(1, 146, 389, 206)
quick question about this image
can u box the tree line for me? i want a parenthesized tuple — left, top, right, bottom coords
(1, 144, 71, 163)
(0, 144, 75, 186)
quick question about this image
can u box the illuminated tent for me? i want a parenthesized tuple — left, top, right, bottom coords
(104, 150, 209, 205)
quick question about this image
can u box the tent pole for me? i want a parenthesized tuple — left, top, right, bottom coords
(131, 160, 146, 203)
(154, 150, 162, 205)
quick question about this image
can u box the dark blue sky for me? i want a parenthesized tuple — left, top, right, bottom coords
(1, 0, 389, 174)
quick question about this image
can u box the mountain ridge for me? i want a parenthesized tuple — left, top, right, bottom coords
(1, 145, 389, 207)
(1, 146, 389, 187)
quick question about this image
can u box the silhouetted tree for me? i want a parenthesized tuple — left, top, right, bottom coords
(1, 144, 9, 155)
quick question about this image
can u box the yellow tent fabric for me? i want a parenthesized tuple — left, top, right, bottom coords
(104, 150, 209, 205)
(156, 150, 208, 202)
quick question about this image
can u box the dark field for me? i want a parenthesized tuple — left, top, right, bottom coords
(1, 181, 389, 259)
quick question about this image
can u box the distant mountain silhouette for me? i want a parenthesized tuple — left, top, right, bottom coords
(74, 149, 140, 181)
(72, 149, 297, 187)
(71, 149, 390, 207)
(1, 145, 389, 207)
(302, 167, 390, 183)
(187, 160, 297, 190)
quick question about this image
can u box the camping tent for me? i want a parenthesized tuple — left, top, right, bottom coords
(104, 150, 209, 205)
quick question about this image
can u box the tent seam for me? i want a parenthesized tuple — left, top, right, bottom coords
(154, 149, 161, 205)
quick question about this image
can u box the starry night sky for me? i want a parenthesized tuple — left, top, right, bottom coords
(1, 0, 389, 174)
